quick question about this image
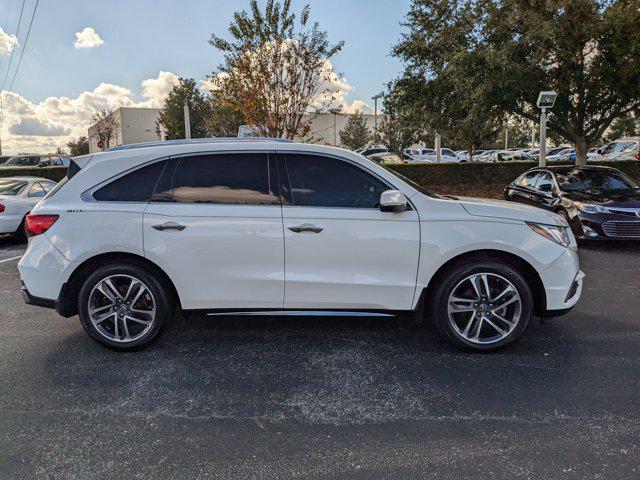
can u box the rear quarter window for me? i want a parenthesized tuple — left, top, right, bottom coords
(93, 160, 167, 202)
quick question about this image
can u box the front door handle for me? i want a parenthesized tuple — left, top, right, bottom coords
(288, 223, 323, 234)
(152, 222, 186, 232)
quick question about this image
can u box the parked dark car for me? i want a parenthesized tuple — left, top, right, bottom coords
(504, 166, 640, 240)
(0, 155, 10, 165)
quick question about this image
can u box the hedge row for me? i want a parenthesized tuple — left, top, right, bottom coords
(0, 166, 67, 182)
(387, 160, 640, 190)
(2, 161, 638, 201)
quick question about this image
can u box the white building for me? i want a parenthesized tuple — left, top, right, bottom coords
(88, 108, 377, 152)
(88, 107, 164, 153)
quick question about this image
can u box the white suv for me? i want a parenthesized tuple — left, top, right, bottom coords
(19, 139, 584, 351)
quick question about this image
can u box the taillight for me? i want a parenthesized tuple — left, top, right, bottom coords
(0, 204, 4, 213)
(635, 153, 640, 160)
(25, 214, 59, 237)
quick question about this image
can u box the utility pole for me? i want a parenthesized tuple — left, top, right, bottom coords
(504, 126, 509, 149)
(329, 108, 341, 146)
(183, 100, 191, 139)
(435, 133, 442, 163)
(371, 93, 383, 130)
(536, 91, 557, 167)
(531, 122, 536, 148)
(539, 108, 547, 166)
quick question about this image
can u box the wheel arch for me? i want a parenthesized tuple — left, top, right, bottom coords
(417, 249, 547, 317)
(57, 252, 180, 318)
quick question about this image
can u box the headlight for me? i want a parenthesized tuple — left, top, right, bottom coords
(527, 222, 572, 247)
(574, 202, 609, 214)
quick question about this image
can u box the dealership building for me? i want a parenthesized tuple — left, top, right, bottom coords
(88, 107, 376, 153)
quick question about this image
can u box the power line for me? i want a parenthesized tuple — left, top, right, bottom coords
(6, 0, 40, 94)
(0, 0, 26, 96)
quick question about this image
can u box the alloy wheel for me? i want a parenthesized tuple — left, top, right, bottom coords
(88, 274, 156, 343)
(447, 272, 522, 345)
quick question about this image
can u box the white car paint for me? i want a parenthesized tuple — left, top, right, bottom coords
(0, 177, 57, 234)
(19, 140, 582, 317)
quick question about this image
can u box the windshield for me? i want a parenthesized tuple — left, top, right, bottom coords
(4, 156, 40, 167)
(556, 169, 639, 192)
(382, 167, 442, 198)
(0, 180, 27, 195)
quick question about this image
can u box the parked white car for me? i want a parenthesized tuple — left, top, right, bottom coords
(402, 148, 435, 163)
(597, 138, 639, 161)
(19, 139, 583, 352)
(0, 177, 57, 237)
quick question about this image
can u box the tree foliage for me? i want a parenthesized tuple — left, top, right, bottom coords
(67, 136, 89, 156)
(156, 78, 212, 140)
(209, 0, 344, 139)
(339, 112, 371, 150)
(604, 113, 639, 143)
(205, 92, 246, 137)
(393, 0, 640, 164)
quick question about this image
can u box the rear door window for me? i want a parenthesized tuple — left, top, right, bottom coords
(517, 172, 540, 188)
(164, 153, 277, 205)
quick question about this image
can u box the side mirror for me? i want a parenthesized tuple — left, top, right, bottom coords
(380, 190, 409, 213)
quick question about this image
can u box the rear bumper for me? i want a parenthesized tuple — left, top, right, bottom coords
(0, 215, 22, 234)
(21, 282, 56, 309)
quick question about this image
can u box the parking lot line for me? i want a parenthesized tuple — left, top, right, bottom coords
(0, 255, 22, 264)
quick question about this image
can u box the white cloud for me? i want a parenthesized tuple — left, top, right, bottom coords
(74, 27, 104, 49)
(0, 27, 18, 56)
(0, 68, 369, 154)
(139, 71, 180, 108)
(10, 117, 69, 136)
(310, 60, 373, 114)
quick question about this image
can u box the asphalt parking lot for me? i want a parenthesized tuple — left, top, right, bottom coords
(1, 235, 639, 479)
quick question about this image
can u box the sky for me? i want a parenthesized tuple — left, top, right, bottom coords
(0, 0, 412, 155)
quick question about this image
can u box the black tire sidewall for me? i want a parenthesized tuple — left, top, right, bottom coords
(432, 261, 534, 351)
(78, 263, 170, 351)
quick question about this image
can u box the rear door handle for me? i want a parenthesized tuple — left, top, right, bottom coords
(152, 222, 186, 232)
(288, 223, 323, 234)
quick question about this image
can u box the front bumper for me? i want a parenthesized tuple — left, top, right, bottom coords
(539, 247, 584, 313)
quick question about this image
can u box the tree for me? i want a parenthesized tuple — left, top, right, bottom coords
(156, 78, 211, 140)
(604, 113, 639, 143)
(91, 110, 120, 151)
(393, 0, 640, 164)
(205, 93, 246, 137)
(339, 112, 371, 150)
(209, 0, 344, 140)
(67, 136, 90, 156)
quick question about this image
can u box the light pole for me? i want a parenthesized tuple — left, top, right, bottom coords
(329, 108, 341, 146)
(371, 93, 383, 130)
(537, 91, 557, 167)
(183, 99, 191, 139)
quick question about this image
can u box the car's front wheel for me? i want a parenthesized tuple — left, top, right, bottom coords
(78, 263, 172, 351)
(431, 260, 534, 351)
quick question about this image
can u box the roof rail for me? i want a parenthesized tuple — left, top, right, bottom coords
(106, 137, 293, 152)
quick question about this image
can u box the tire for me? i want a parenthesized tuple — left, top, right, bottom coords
(11, 216, 27, 242)
(78, 263, 173, 351)
(430, 260, 534, 351)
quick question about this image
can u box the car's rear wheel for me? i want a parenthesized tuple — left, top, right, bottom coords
(430, 261, 533, 351)
(78, 263, 172, 351)
(11, 215, 27, 242)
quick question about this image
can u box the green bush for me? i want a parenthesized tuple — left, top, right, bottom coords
(0, 166, 67, 182)
(388, 160, 640, 189)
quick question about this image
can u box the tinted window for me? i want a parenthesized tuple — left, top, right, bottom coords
(556, 169, 639, 191)
(4, 156, 40, 167)
(284, 154, 389, 208)
(517, 172, 539, 188)
(169, 153, 277, 205)
(0, 180, 27, 195)
(94, 160, 167, 202)
(535, 172, 555, 192)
